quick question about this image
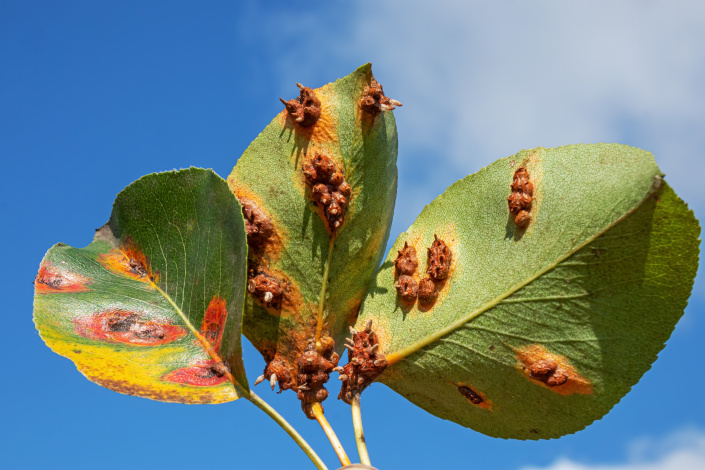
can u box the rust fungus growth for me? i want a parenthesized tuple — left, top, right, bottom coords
(254, 355, 297, 393)
(508, 167, 534, 228)
(517, 344, 593, 395)
(360, 78, 402, 116)
(427, 234, 452, 281)
(74, 310, 187, 346)
(239, 197, 274, 248)
(280, 83, 321, 127)
(247, 269, 284, 310)
(295, 335, 340, 419)
(302, 153, 350, 232)
(458, 385, 484, 405)
(338, 321, 388, 405)
(394, 241, 418, 276)
(417, 277, 438, 304)
(395, 275, 418, 302)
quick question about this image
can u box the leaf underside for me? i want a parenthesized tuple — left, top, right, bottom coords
(34, 168, 249, 404)
(228, 64, 398, 388)
(357, 144, 700, 439)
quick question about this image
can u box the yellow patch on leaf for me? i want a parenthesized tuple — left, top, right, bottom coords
(98, 240, 158, 283)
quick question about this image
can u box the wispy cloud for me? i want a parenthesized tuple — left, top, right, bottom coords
(521, 428, 705, 470)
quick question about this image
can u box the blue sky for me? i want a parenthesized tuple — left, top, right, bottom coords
(2, 1, 704, 469)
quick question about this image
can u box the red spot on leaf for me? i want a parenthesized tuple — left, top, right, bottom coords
(162, 361, 229, 387)
(34, 262, 91, 294)
(74, 310, 187, 346)
(199, 296, 228, 354)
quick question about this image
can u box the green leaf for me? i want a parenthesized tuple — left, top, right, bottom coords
(357, 144, 700, 439)
(34, 168, 249, 403)
(227, 64, 398, 393)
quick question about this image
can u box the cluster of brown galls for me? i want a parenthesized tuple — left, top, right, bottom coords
(507, 167, 534, 228)
(246, 80, 399, 414)
(303, 153, 351, 232)
(394, 235, 452, 305)
(527, 359, 568, 387)
(239, 198, 285, 310)
(338, 321, 388, 404)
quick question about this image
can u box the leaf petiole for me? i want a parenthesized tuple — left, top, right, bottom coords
(245, 392, 329, 470)
(312, 402, 351, 466)
(351, 393, 371, 466)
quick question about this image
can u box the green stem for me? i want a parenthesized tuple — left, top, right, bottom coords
(351, 393, 371, 466)
(246, 391, 329, 470)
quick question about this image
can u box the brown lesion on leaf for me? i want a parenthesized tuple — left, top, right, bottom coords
(297, 334, 340, 418)
(247, 265, 287, 311)
(280, 83, 321, 127)
(276, 81, 339, 153)
(392, 226, 459, 314)
(457, 383, 493, 410)
(394, 241, 418, 276)
(516, 344, 593, 395)
(302, 152, 351, 233)
(508, 167, 534, 229)
(338, 320, 388, 404)
(34, 261, 91, 294)
(98, 238, 159, 284)
(395, 275, 418, 303)
(360, 77, 402, 116)
(73, 310, 188, 346)
(239, 196, 275, 250)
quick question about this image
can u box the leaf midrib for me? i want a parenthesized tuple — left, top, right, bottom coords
(384, 188, 655, 366)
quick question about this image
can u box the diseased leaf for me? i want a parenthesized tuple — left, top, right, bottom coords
(357, 144, 700, 439)
(34, 168, 249, 403)
(227, 64, 398, 408)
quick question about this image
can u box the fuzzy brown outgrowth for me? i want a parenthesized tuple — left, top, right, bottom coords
(280, 83, 321, 127)
(417, 277, 438, 304)
(427, 234, 452, 281)
(303, 153, 350, 232)
(360, 78, 402, 116)
(297, 336, 340, 419)
(527, 359, 568, 387)
(338, 321, 388, 405)
(395, 275, 418, 302)
(247, 271, 283, 310)
(239, 198, 274, 248)
(253, 356, 296, 393)
(508, 167, 534, 228)
(394, 241, 418, 276)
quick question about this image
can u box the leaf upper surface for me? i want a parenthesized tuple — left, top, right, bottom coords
(34, 168, 249, 403)
(357, 144, 700, 439)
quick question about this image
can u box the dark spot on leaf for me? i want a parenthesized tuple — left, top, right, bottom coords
(73, 349, 82, 354)
(199, 296, 228, 354)
(34, 263, 91, 294)
(458, 385, 484, 405)
(280, 83, 321, 127)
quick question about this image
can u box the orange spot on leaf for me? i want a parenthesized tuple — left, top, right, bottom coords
(74, 310, 187, 346)
(98, 239, 157, 283)
(199, 296, 228, 354)
(516, 344, 593, 395)
(34, 262, 91, 294)
(161, 360, 230, 387)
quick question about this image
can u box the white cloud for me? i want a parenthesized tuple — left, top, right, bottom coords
(521, 428, 705, 470)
